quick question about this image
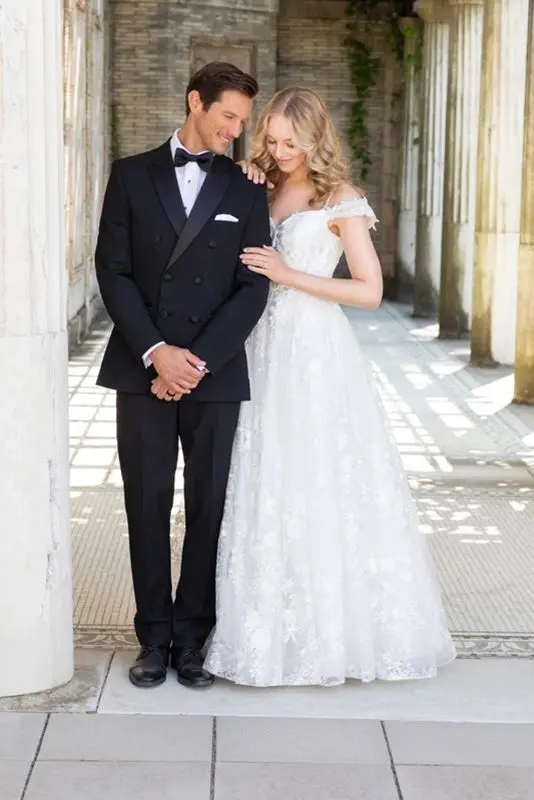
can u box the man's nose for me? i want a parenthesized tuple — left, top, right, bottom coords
(230, 121, 243, 140)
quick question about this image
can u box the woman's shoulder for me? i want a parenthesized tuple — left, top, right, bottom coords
(327, 183, 365, 206)
(325, 184, 377, 229)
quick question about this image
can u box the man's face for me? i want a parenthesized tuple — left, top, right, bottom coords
(189, 89, 253, 154)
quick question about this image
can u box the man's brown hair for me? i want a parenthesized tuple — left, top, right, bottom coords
(186, 62, 258, 115)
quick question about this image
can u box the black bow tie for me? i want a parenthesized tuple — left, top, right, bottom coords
(173, 148, 213, 172)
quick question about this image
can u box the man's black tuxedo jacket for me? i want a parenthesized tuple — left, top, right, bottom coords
(95, 140, 271, 402)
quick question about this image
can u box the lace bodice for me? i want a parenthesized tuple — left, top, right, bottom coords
(270, 197, 377, 279)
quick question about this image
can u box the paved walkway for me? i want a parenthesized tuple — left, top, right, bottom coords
(2, 301, 534, 800)
(1, 653, 534, 799)
(69, 302, 534, 656)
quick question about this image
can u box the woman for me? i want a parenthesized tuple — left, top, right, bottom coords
(204, 87, 456, 686)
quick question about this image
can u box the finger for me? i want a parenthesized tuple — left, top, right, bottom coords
(151, 383, 166, 397)
(177, 373, 201, 387)
(242, 247, 264, 256)
(267, 181, 274, 189)
(240, 253, 267, 263)
(175, 380, 197, 391)
(166, 380, 191, 395)
(174, 364, 203, 382)
(184, 351, 206, 369)
(240, 255, 267, 267)
(246, 265, 269, 275)
(182, 369, 203, 383)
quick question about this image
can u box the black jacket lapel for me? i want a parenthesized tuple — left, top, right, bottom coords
(149, 141, 187, 239)
(166, 156, 231, 269)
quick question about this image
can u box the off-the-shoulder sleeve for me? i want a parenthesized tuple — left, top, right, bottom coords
(325, 197, 378, 230)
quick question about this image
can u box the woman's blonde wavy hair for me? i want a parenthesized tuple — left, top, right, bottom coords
(249, 87, 350, 207)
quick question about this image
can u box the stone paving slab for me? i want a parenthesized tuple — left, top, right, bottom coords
(0, 761, 31, 800)
(24, 761, 211, 800)
(374, 303, 534, 461)
(216, 762, 399, 800)
(7, 711, 534, 800)
(395, 765, 534, 800)
(385, 721, 534, 766)
(216, 718, 389, 764)
(99, 653, 534, 723)
(0, 713, 46, 759)
(39, 713, 212, 762)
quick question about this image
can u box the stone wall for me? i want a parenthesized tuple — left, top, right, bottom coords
(109, 0, 401, 281)
(277, 0, 402, 282)
(110, 0, 279, 158)
(64, 0, 111, 346)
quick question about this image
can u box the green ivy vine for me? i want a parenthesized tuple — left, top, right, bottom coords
(344, 0, 421, 180)
(344, 36, 380, 181)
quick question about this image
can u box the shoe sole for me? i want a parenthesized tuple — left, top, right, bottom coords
(128, 674, 167, 689)
(176, 674, 215, 689)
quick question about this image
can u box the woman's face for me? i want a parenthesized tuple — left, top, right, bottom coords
(266, 114, 307, 174)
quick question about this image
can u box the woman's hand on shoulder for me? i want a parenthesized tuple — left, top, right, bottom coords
(236, 160, 274, 189)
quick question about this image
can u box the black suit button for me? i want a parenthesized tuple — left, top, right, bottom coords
(208, 241, 217, 249)
(163, 273, 173, 281)
(154, 235, 162, 242)
(160, 309, 169, 319)
(193, 276, 203, 285)
(189, 315, 200, 324)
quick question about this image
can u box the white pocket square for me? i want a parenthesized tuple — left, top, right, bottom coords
(214, 213, 239, 222)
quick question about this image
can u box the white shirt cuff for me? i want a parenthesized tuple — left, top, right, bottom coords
(142, 341, 165, 368)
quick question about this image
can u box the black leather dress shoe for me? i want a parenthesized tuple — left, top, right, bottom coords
(129, 645, 169, 688)
(171, 645, 215, 688)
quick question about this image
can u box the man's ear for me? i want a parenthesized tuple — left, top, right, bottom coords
(187, 89, 202, 114)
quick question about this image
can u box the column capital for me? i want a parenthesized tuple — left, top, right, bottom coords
(448, 0, 484, 7)
(415, 0, 452, 23)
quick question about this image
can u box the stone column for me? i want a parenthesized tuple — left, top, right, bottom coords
(413, 0, 451, 317)
(471, 0, 529, 365)
(0, 0, 74, 695)
(396, 17, 423, 291)
(439, 0, 484, 338)
(514, 1, 534, 402)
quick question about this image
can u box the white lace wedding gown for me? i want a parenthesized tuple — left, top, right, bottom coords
(204, 198, 456, 686)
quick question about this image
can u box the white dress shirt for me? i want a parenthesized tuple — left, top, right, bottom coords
(142, 131, 210, 368)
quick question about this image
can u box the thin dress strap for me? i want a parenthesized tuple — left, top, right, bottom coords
(323, 189, 335, 209)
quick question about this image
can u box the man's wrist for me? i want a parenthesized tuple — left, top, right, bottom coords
(142, 341, 166, 368)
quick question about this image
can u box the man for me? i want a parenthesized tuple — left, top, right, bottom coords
(95, 62, 270, 689)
